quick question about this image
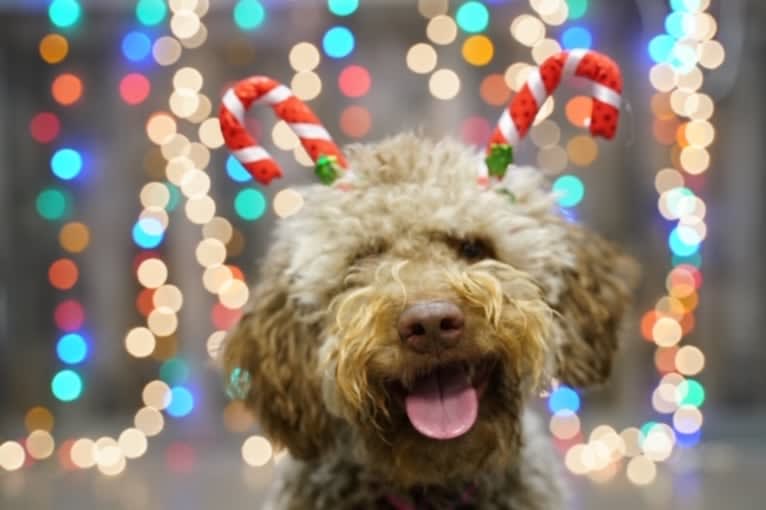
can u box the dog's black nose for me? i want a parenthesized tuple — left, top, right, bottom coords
(398, 300, 464, 353)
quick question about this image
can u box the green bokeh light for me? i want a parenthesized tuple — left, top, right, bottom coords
(566, 0, 589, 20)
(165, 182, 181, 212)
(233, 0, 266, 31)
(160, 358, 190, 385)
(136, 0, 167, 26)
(678, 379, 705, 407)
(234, 188, 267, 221)
(36, 188, 72, 221)
(328, 0, 359, 16)
(49, 0, 82, 28)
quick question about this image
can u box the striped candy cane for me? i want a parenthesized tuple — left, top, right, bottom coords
(219, 76, 348, 185)
(482, 49, 623, 182)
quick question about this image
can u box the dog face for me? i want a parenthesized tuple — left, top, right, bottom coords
(224, 134, 636, 487)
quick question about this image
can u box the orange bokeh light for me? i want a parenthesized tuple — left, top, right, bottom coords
(48, 258, 79, 290)
(565, 96, 592, 128)
(480, 74, 511, 106)
(52, 73, 83, 106)
(340, 105, 372, 139)
(39, 34, 69, 64)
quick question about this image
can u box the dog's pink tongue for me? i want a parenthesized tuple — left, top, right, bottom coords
(404, 364, 478, 440)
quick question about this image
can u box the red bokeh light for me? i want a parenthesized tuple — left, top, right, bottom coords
(338, 65, 372, 98)
(120, 73, 151, 105)
(54, 299, 85, 332)
(29, 112, 61, 143)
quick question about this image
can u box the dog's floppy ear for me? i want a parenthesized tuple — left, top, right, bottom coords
(223, 243, 336, 459)
(550, 223, 638, 388)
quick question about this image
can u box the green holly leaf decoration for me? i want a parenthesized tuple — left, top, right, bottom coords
(485, 144, 513, 178)
(315, 154, 340, 185)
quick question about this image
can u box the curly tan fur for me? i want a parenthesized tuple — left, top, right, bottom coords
(223, 133, 636, 509)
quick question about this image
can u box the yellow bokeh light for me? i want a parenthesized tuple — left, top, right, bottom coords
(530, 120, 561, 148)
(462, 35, 494, 67)
(649, 64, 677, 93)
(173, 67, 204, 92)
(539, 1, 569, 26)
(203, 265, 233, 294)
(147, 308, 178, 336)
(142, 380, 172, 410)
(654, 168, 684, 193)
(199, 118, 225, 149)
(567, 135, 598, 167)
(680, 146, 710, 175)
(196, 238, 227, 267)
(289, 42, 321, 72)
(673, 406, 703, 434)
(118, 428, 148, 460)
(627, 455, 657, 486)
(504, 62, 532, 92)
(203, 217, 234, 244)
(685, 120, 715, 148)
(428, 69, 460, 100)
(242, 435, 273, 467)
(426, 15, 457, 46)
(218, 279, 250, 309)
(698, 40, 725, 69)
(180, 169, 211, 198)
(290, 71, 322, 101)
(273, 189, 305, 218)
(185, 195, 216, 224)
(510, 15, 546, 47)
(675, 345, 705, 376)
(25, 406, 54, 433)
(418, 0, 448, 18)
(170, 88, 200, 118)
(146, 113, 177, 145)
(26, 430, 55, 460)
(677, 66, 703, 92)
(536, 144, 567, 173)
(549, 410, 580, 440)
(125, 327, 156, 358)
(272, 120, 300, 151)
(137, 258, 168, 290)
(140, 182, 171, 209)
(652, 317, 683, 347)
(170, 11, 200, 39)
(531, 38, 562, 65)
(135, 407, 165, 437)
(70, 438, 96, 469)
(153, 36, 183, 66)
(406, 43, 438, 74)
(153, 284, 184, 312)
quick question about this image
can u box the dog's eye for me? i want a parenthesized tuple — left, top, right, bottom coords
(458, 239, 492, 261)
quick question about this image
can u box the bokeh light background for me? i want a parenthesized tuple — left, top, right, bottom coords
(1, 1, 765, 509)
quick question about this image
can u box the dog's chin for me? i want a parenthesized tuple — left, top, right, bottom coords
(359, 356, 522, 488)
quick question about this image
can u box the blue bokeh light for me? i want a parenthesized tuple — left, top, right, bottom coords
(548, 386, 581, 413)
(226, 155, 252, 182)
(166, 386, 195, 417)
(51, 148, 83, 180)
(49, 0, 81, 28)
(553, 175, 585, 207)
(56, 333, 88, 364)
(122, 31, 152, 62)
(132, 218, 165, 249)
(51, 369, 83, 402)
(670, 0, 700, 12)
(322, 26, 355, 59)
(561, 26, 593, 50)
(648, 34, 676, 63)
(675, 429, 702, 447)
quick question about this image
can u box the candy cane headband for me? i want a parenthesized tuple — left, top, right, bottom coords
(219, 50, 622, 189)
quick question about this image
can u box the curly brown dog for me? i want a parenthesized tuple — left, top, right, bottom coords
(224, 133, 636, 509)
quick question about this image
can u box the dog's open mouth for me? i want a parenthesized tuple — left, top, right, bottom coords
(403, 359, 493, 441)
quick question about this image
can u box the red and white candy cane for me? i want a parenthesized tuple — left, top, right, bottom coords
(482, 49, 623, 182)
(219, 76, 348, 185)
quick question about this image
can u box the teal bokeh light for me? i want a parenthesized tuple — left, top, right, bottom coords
(233, 0, 266, 31)
(49, 0, 81, 28)
(553, 175, 585, 208)
(234, 188, 267, 221)
(136, 0, 167, 26)
(456, 1, 490, 34)
(51, 369, 83, 402)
